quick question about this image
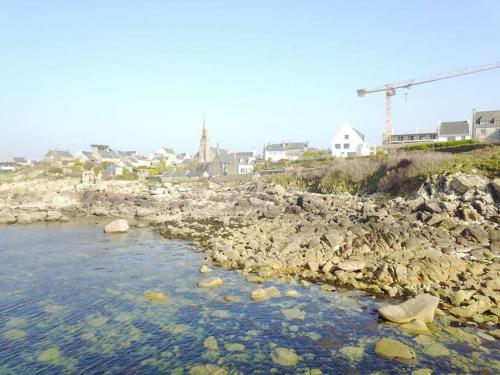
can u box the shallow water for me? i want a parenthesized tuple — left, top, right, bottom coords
(0, 224, 498, 374)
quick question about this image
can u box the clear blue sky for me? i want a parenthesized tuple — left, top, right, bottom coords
(1, 0, 499, 160)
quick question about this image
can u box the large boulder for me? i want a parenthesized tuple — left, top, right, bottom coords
(16, 213, 32, 224)
(104, 219, 129, 233)
(0, 211, 16, 224)
(46, 210, 63, 222)
(375, 338, 416, 362)
(378, 294, 439, 323)
(451, 174, 489, 194)
(491, 178, 500, 201)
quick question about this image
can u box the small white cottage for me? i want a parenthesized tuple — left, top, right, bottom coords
(331, 123, 372, 157)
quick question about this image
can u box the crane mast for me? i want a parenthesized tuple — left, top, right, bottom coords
(357, 61, 500, 145)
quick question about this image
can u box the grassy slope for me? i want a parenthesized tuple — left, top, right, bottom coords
(262, 141, 499, 196)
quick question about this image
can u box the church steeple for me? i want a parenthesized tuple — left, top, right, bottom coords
(199, 118, 211, 163)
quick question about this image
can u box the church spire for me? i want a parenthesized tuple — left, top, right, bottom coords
(199, 118, 210, 163)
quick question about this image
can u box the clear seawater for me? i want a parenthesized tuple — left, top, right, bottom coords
(0, 224, 498, 374)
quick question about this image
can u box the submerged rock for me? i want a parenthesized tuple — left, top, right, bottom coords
(37, 347, 63, 364)
(339, 345, 365, 362)
(282, 307, 305, 321)
(203, 336, 219, 351)
(3, 329, 27, 341)
(189, 364, 227, 375)
(286, 290, 299, 297)
(225, 343, 245, 352)
(415, 335, 450, 357)
(223, 295, 238, 302)
(250, 286, 280, 301)
(399, 320, 430, 335)
(378, 294, 439, 323)
(199, 265, 213, 273)
(375, 338, 416, 363)
(104, 219, 129, 233)
(197, 277, 223, 288)
(271, 347, 300, 366)
(143, 291, 168, 304)
(43, 304, 65, 313)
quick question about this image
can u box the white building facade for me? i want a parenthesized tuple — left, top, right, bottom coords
(331, 123, 372, 157)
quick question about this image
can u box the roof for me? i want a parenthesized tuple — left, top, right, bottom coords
(161, 147, 175, 154)
(285, 142, 308, 150)
(91, 144, 109, 150)
(265, 143, 285, 151)
(45, 150, 74, 158)
(352, 128, 365, 141)
(210, 147, 229, 155)
(99, 149, 119, 159)
(234, 152, 254, 159)
(10, 157, 27, 163)
(474, 110, 500, 126)
(218, 153, 237, 164)
(439, 121, 469, 136)
(265, 142, 308, 152)
(80, 151, 93, 157)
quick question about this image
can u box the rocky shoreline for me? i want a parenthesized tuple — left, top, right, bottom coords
(1, 173, 499, 337)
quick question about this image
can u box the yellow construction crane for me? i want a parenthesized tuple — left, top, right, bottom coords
(357, 61, 500, 145)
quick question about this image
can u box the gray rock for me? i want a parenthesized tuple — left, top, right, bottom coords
(451, 174, 489, 194)
(338, 259, 365, 272)
(104, 219, 129, 233)
(378, 294, 439, 323)
(16, 213, 32, 224)
(0, 211, 17, 224)
(46, 210, 63, 221)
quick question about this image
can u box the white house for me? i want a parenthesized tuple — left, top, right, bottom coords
(263, 142, 308, 161)
(437, 121, 471, 142)
(76, 151, 93, 162)
(331, 123, 372, 157)
(149, 147, 177, 165)
(174, 152, 192, 165)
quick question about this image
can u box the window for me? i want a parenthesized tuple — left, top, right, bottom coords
(344, 134, 349, 140)
(409, 136, 414, 141)
(343, 143, 349, 149)
(335, 144, 341, 149)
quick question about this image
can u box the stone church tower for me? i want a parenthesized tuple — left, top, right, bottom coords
(198, 119, 211, 163)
